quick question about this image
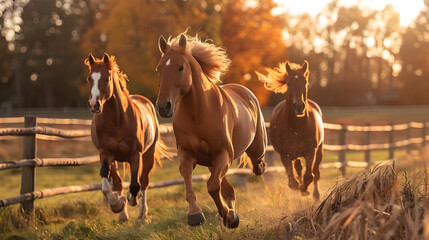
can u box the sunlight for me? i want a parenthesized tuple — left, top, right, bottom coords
(274, 0, 425, 26)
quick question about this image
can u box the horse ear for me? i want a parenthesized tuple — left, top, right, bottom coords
(302, 60, 308, 72)
(103, 53, 110, 64)
(285, 61, 292, 73)
(302, 60, 309, 77)
(87, 54, 95, 66)
(179, 34, 186, 48)
(158, 35, 167, 54)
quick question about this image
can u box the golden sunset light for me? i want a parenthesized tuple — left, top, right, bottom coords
(274, 0, 425, 26)
(1, 0, 429, 239)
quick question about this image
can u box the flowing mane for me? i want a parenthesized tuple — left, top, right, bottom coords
(167, 33, 231, 84)
(84, 54, 129, 95)
(256, 61, 302, 93)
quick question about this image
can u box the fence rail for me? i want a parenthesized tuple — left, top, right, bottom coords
(1, 116, 428, 216)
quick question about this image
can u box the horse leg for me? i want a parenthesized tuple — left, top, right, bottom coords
(294, 158, 303, 184)
(110, 162, 128, 221)
(100, 150, 125, 213)
(178, 148, 205, 226)
(312, 144, 323, 200)
(127, 152, 142, 207)
(137, 145, 155, 222)
(246, 109, 267, 175)
(209, 167, 236, 210)
(208, 150, 239, 228)
(300, 149, 317, 195)
(280, 154, 299, 190)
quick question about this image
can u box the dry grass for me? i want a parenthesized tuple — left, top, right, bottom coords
(279, 155, 427, 240)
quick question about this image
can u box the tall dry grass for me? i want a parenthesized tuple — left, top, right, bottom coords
(278, 153, 427, 240)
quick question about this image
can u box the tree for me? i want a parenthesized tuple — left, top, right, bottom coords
(221, 0, 287, 106)
(398, 3, 429, 104)
(81, 0, 224, 101)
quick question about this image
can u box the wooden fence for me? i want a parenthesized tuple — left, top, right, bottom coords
(0, 116, 428, 216)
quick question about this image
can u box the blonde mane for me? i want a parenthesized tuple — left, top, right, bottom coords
(167, 33, 231, 84)
(109, 56, 129, 95)
(256, 61, 302, 93)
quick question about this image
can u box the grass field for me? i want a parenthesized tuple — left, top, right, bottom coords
(0, 106, 428, 239)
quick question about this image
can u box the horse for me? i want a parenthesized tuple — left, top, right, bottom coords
(84, 53, 170, 222)
(256, 60, 324, 200)
(155, 33, 268, 228)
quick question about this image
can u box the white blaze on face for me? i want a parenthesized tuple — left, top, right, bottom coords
(90, 72, 101, 106)
(166, 58, 171, 66)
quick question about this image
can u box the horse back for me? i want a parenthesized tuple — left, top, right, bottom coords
(220, 84, 267, 159)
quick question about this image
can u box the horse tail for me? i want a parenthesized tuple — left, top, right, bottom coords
(153, 125, 175, 168)
(237, 153, 252, 169)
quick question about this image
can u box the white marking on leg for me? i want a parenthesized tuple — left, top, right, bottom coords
(165, 58, 171, 66)
(101, 177, 111, 194)
(90, 72, 101, 106)
(138, 190, 148, 219)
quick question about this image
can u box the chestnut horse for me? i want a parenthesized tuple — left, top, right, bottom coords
(156, 33, 267, 228)
(85, 53, 170, 222)
(256, 61, 324, 200)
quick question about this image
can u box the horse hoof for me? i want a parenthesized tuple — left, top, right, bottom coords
(300, 190, 310, 196)
(288, 181, 299, 190)
(253, 162, 267, 176)
(127, 192, 138, 206)
(187, 212, 206, 226)
(224, 212, 239, 229)
(111, 197, 125, 213)
(118, 198, 129, 222)
(313, 192, 320, 201)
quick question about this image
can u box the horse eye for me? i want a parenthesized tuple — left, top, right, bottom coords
(178, 65, 184, 71)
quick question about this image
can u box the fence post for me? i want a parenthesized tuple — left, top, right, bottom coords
(423, 122, 427, 148)
(406, 123, 411, 154)
(265, 124, 274, 167)
(364, 123, 371, 168)
(339, 125, 347, 176)
(20, 116, 37, 216)
(389, 123, 395, 159)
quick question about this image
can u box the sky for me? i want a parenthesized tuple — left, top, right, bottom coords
(273, 0, 425, 26)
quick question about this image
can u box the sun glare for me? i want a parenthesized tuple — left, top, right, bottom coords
(274, 0, 425, 27)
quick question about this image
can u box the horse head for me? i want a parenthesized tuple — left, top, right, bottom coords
(155, 34, 192, 118)
(284, 61, 309, 117)
(84, 53, 115, 114)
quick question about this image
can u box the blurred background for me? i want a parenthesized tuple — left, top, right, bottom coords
(0, 0, 428, 111)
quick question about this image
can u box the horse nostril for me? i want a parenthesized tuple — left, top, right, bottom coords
(87, 101, 91, 110)
(94, 101, 100, 111)
(165, 101, 171, 112)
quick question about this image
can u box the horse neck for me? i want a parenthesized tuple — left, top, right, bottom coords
(180, 55, 215, 114)
(100, 72, 130, 125)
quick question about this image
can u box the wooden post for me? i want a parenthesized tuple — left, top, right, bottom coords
(20, 116, 36, 216)
(265, 125, 274, 167)
(388, 123, 395, 159)
(364, 123, 371, 168)
(406, 123, 411, 154)
(339, 125, 347, 176)
(423, 122, 427, 148)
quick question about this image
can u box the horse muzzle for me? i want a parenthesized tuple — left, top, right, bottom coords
(293, 103, 306, 117)
(88, 100, 102, 114)
(156, 100, 173, 118)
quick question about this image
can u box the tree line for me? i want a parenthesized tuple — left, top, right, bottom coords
(0, 0, 428, 109)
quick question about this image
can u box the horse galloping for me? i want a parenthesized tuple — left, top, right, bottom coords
(256, 61, 324, 200)
(156, 33, 267, 228)
(85, 53, 170, 222)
